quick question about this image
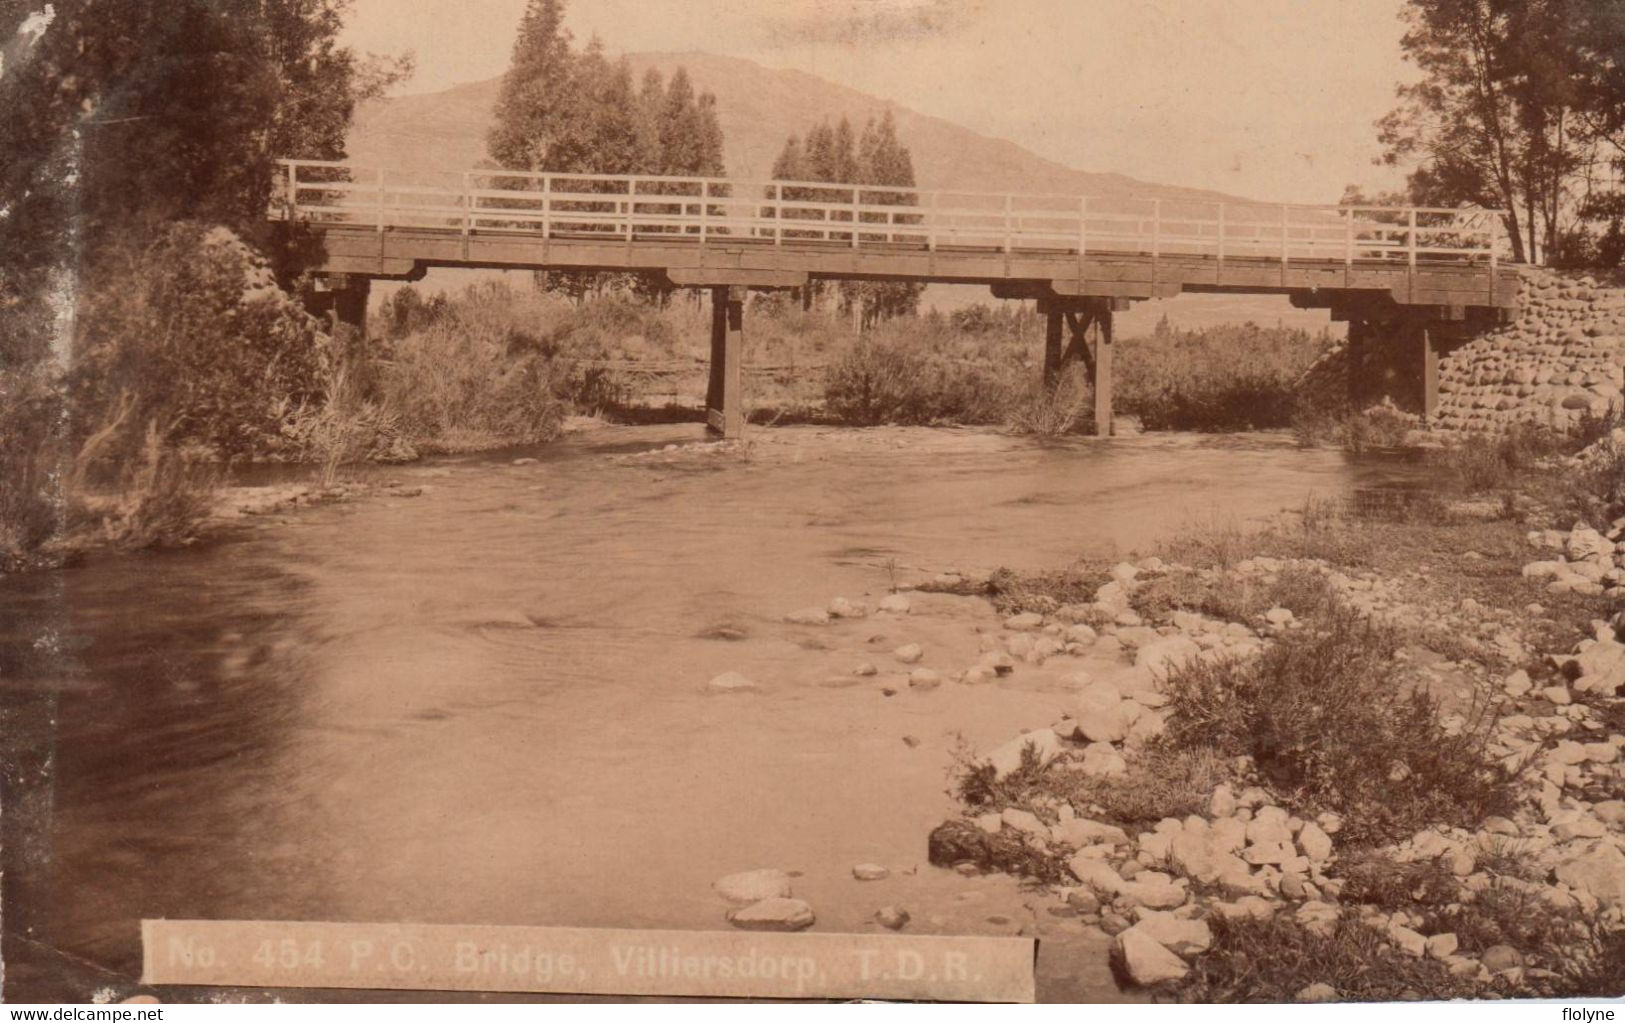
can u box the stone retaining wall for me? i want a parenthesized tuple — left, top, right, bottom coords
(1435, 268, 1625, 434)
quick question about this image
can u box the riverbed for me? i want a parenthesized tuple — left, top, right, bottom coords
(1, 424, 1417, 1002)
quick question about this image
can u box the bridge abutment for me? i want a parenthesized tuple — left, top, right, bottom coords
(1343, 313, 1466, 421)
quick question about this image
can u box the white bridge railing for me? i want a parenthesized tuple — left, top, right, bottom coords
(276, 160, 1503, 269)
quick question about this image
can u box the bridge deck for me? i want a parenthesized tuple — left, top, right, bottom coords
(278, 161, 1518, 310)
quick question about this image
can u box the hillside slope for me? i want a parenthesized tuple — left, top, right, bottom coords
(348, 51, 1240, 204)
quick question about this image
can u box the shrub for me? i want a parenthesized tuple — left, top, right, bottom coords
(1173, 911, 1477, 1002)
(822, 328, 1021, 425)
(1004, 365, 1092, 436)
(1117, 322, 1332, 432)
(1159, 609, 1513, 844)
(69, 223, 328, 472)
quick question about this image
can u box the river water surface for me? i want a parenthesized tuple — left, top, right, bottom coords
(2, 424, 1415, 1000)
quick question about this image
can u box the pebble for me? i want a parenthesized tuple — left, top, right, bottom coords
(893, 643, 925, 664)
(852, 863, 890, 881)
(875, 906, 910, 930)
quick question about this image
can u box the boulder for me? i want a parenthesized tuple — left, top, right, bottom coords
(1005, 612, 1045, 631)
(785, 607, 831, 625)
(714, 869, 793, 904)
(1135, 636, 1202, 679)
(1119, 876, 1187, 910)
(726, 897, 815, 932)
(908, 668, 942, 689)
(828, 597, 869, 619)
(1074, 682, 1131, 743)
(1388, 923, 1428, 957)
(985, 729, 1065, 778)
(1068, 856, 1125, 895)
(877, 594, 911, 614)
(852, 863, 890, 881)
(1554, 843, 1625, 906)
(1115, 928, 1189, 985)
(893, 643, 925, 664)
(1425, 933, 1459, 960)
(1297, 821, 1334, 863)
(1051, 818, 1128, 848)
(1127, 912, 1212, 956)
(1080, 742, 1128, 777)
(875, 906, 910, 930)
(1001, 808, 1048, 838)
(1480, 945, 1524, 972)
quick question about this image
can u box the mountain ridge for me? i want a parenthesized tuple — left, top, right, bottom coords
(347, 50, 1247, 206)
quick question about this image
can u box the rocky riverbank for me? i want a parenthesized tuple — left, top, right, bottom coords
(744, 513, 1618, 1000)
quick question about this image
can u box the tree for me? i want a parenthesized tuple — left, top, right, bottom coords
(771, 110, 922, 325)
(487, 3, 728, 299)
(1376, 0, 1604, 264)
(0, 0, 409, 367)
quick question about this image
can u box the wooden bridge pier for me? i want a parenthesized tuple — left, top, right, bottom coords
(706, 285, 745, 437)
(303, 275, 371, 339)
(1039, 296, 1131, 436)
(1306, 294, 1503, 421)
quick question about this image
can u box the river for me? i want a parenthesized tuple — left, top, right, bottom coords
(1, 423, 1415, 1002)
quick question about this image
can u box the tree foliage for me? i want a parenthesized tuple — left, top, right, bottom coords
(486, 0, 725, 299)
(0, 0, 410, 366)
(1375, 0, 1625, 265)
(772, 110, 924, 325)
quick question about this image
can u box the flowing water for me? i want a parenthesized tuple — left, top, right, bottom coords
(1, 424, 1417, 1000)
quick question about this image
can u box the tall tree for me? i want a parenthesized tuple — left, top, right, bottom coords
(1377, 0, 1600, 263)
(0, 0, 408, 367)
(771, 111, 922, 324)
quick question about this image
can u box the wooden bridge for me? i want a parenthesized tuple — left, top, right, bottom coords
(278, 160, 1519, 437)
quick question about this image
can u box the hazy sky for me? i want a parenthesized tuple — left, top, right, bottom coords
(343, 0, 1417, 204)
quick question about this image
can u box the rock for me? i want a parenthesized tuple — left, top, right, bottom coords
(1212, 896, 1276, 921)
(828, 597, 868, 619)
(1426, 933, 1459, 960)
(1068, 856, 1125, 894)
(1074, 682, 1131, 742)
(1481, 945, 1524, 972)
(1001, 808, 1048, 838)
(1554, 843, 1625, 906)
(1295, 900, 1340, 937)
(1080, 742, 1128, 777)
(714, 869, 793, 904)
(986, 729, 1065, 778)
(1115, 928, 1189, 985)
(1295, 982, 1339, 1003)
(1135, 636, 1202, 678)
(1504, 670, 1533, 697)
(1552, 815, 1606, 841)
(1444, 849, 1476, 877)
(727, 897, 815, 932)
(852, 863, 890, 881)
(1543, 685, 1573, 705)
(908, 668, 942, 689)
(875, 906, 910, 930)
(877, 594, 911, 614)
(1297, 821, 1334, 863)
(1052, 818, 1128, 848)
(853, 663, 879, 677)
(1128, 912, 1212, 956)
(1119, 876, 1187, 910)
(1005, 612, 1045, 631)
(707, 671, 759, 693)
(785, 607, 831, 625)
(1388, 923, 1428, 957)
(893, 643, 925, 664)
(1209, 784, 1238, 818)
(1264, 606, 1295, 627)
(1569, 526, 1614, 562)
(1094, 581, 1132, 618)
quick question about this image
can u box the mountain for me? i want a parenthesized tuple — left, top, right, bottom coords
(347, 51, 1239, 205)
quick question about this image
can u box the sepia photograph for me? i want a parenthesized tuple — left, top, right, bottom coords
(2, 0, 1624, 1009)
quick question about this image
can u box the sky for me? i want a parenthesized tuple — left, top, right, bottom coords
(341, 0, 1420, 206)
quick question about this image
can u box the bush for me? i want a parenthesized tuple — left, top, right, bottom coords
(1173, 911, 1477, 1002)
(822, 329, 1021, 425)
(69, 223, 328, 471)
(1117, 322, 1332, 432)
(1159, 609, 1513, 845)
